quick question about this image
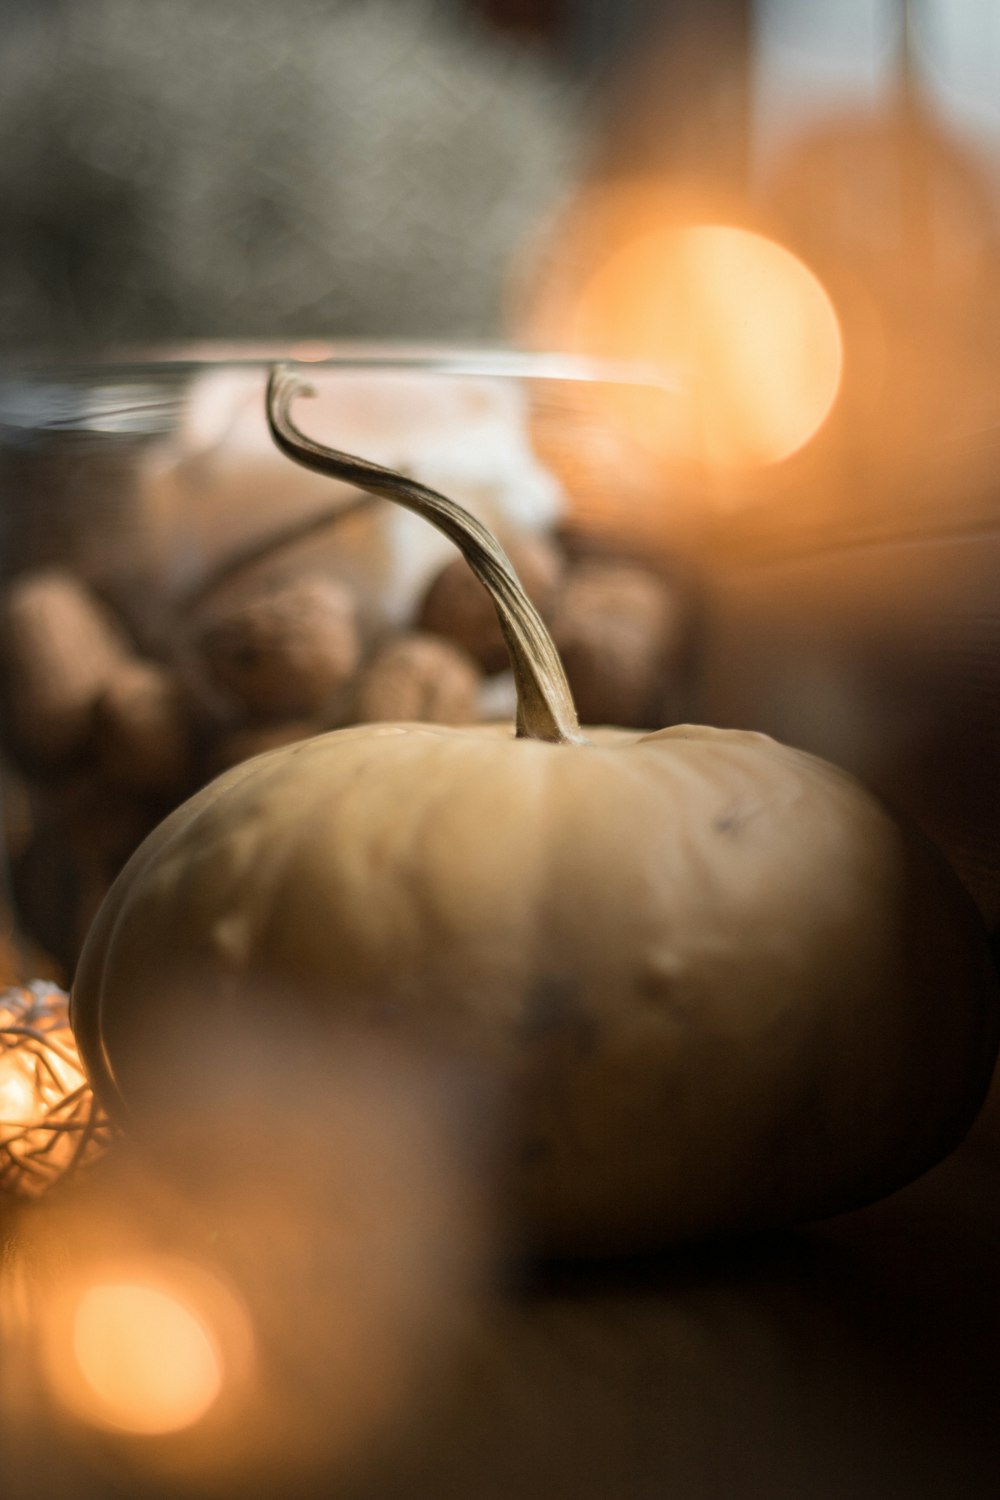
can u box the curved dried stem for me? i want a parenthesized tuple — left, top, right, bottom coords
(266, 364, 583, 745)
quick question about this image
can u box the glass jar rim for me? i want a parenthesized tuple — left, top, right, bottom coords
(0, 338, 678, 389)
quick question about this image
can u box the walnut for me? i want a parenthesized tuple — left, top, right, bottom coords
(94, 659, 192, 793)
(416, 532, 563, 673)
(354, 633, 481, 725)
(191, 575, 360, 718)
(0, 570, 131, 762)
(549, 561, 688, 729)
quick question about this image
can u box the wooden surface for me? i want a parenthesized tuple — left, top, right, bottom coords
(3, 1084, 1000, 1500)
(372, 1098, 1000, 1500)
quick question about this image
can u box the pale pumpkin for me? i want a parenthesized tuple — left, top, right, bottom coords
(70, 368, 1000, 1257)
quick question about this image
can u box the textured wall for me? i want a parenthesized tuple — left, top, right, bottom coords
(0, 0, 584, 351)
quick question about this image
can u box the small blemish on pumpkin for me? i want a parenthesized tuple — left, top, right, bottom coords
(712, 808, 742, 835)
(519, 975, 597, 1057)
(713, 797, 767, 836)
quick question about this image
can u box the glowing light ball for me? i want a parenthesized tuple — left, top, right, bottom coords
(520, 184, 843, 470)
(0, 983, 112, 1197)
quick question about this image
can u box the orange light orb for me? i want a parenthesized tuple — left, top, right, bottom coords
(576, 223, 842, 469)
(71, 1280, 222, 1435)
(45, 1259, 252, 1438)
(521, 190, 843, 472)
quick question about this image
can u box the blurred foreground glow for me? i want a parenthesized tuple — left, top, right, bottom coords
(71, 1281, 222, 1435)
(573, 223, 842, 469)
(24, 1012, 487, 1490)
(46, 1257, 253, 1440)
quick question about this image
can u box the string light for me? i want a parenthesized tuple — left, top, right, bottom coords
(0, 983, 113, 1198)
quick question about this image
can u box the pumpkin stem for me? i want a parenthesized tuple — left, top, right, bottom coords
(266, 364, 584, 745)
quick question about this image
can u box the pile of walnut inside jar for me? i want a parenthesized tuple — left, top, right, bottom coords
(0, 514, 690, 976)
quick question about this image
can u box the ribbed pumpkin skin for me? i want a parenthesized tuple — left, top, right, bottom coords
(71, 720, 999, 1256)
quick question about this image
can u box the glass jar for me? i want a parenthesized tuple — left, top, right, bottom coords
(0, 344, 695, 980)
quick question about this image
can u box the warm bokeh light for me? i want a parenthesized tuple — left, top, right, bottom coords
(71, 1280, 223, 1435)
(519, 185, 843, 472)
(572, 223, 841, 469)
(44, 1256, 254, 1442)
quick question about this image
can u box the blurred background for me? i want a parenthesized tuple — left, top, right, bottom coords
(0, 4, 992, 344)
(3, 0, 1000, 480)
